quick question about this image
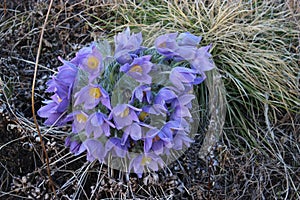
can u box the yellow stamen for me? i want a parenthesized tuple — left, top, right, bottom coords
(152, 135, 160, 142)
(89, 87, 102, 99)
(139, 111, 148, 121)
(57, 95, 62, 103)
(129, 65, 143, 73)
(141, 156, 152, 165)
(76, 113, 87, 123)
(87, 56, 99, 70)
(158, 42, 166, 48)
(120, 107, 130, 118)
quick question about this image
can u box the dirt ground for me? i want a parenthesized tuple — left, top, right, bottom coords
(1, 1, 299, 199)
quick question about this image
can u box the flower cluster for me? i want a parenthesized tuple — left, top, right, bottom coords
(38, 28, 214, 177)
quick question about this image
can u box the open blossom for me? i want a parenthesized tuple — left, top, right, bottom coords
(120, 55, 153, 84)
(110, 104, 141, 129)
(155, 33, 179, 57)
(114, 27, 143, 65)
(74, 84, 111, 110)
(85, 112, 115, 138)
(69, 110, 89, 133)
(129, 153, 164, 178)
(72, 42, 103, 81)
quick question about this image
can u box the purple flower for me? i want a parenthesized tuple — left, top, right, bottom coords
(69, 110, 88, 133)
(46, 78, 69, 100)
(82, 139, 105, 162)
(142, 87, 177, 116)
(155, 87, 177, 105)
(85, 112, 115, 138)
(130, 85, 152, 104)
(110, 104, 141, 129)
(65, 136, 86, 156)
(39, 57, 79, 126)
(173, 130, 194, 150)
(155, 32, 214, 73)
(72, 43, 103, 81)
(153, 87, 177, 114)
(190, 44, 214, 73)
(170, 32, 202, 61)
(114, 27, 143, 65)
(170, 94, 195, 119)
(155, 33, 179, 57)
(121, 123, 142, 145)
(46, 58, 77, 97)
(144, 121, 182, 155)
(105, 137, 129, 158)
(169, 67, 204, 91)
(37, 94, 69, 126)
(74, 84, 111, 110)
(43, 81, 69, 112)
(56, 57, 79, 86)
(120, 55, 153, 84)
(129, 153, 164, 178)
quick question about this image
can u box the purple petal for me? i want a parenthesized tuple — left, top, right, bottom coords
(83, 139, 105, 162)
(191, 45, 215, 72)
(121, 131, 129, 146)
(177, 94, 195, 106)
(37, 101, 57, 118)
(101, 123, 111, 137)
(152, 141, 164, 155)
(177, 32, 202, 46)
(127, 123, 142, 141)
(120, 63, 131, 73)
(155, 33, 179, 57)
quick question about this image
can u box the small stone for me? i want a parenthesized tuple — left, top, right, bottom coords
(35, 187, 40, 194)
(44, 193, 49, 199)
(21, 176, 27, 184)
(35, 136, 41, 142)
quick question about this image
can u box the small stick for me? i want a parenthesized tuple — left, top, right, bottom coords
(31, 0, 56, 197)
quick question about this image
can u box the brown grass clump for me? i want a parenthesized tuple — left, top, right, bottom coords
(0, 0, 299, 199)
